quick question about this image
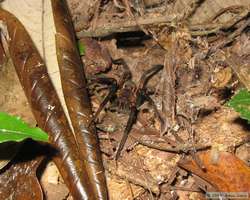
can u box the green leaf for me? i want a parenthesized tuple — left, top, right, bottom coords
(77, 41, 85, 56)
(0, 112, 49, 143)
(227, 89, 250, 123)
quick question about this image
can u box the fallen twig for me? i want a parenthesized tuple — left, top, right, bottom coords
(206, 18, 250, 58)
(189, 6, 250, 36)
(76, 5, 250, 38)
(76, 15, 175, 38)
(132, 135, 211, 153)
(169, 186, 202, 192)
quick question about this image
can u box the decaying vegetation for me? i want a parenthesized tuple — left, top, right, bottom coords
(0, 0, 249, 199)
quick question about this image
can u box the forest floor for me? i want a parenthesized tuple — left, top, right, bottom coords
(0, 0, 249, 199)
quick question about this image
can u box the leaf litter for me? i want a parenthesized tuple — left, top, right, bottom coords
(0, 0, 250, 199)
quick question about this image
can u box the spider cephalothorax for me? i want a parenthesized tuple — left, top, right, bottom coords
(110, 80, 136, 113)
(89, 59, 163, 159)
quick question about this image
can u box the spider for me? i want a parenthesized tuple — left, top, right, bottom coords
(88, 59, 164, 160)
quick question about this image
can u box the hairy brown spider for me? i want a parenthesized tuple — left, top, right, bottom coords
(88, 59, 163, 160)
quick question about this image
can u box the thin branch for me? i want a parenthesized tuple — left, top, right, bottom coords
(132, 135, 211, 153)
(76, 6, 250, 38)
(76, 15, 175, 38)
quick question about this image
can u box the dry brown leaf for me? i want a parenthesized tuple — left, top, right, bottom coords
(107, 175, 144, 200)
(227, 53, 250, 90)
(178, 151, 250, 192)
(40, 161, 71, 200)
(106, 155, 160, 195)
(212, 67, 232, 88)
(0, 39, 6, 67)
(0, 53, 36, 177)
(196, 107, 248, 151)
(0, 142, 44, 200)
(80, 37, 112, 75)
(0, 142, 21, 170)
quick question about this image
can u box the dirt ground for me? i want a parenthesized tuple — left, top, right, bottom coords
(0, 0, 250, 200)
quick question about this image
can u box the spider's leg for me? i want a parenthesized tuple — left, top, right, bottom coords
(114, 87, 146, 160)
(90, 58, 131, 126)
(112, 58, 132, 85)
(113, 0, 126, 9)
(88, 76, 118, 127)
(114, 64, 163, 159)
(138, 64, 163, 90)
(136, 64, 164, 126)
(144, 94, 165, 126)
(114, 88, 146, 160)
(112, 58, 128, 66)
(114, 106, 138, 160)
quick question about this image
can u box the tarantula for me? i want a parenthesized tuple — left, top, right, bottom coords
(89, 59, 163, 159)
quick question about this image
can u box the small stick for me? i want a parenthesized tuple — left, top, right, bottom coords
(189, 7, 250, 36)
(169, 186, 202, 192)
(76, 6, 250, 38)
(132, 135, 211, 153)
(76, 15, 175, 38)
(206, 18, 250, 58)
